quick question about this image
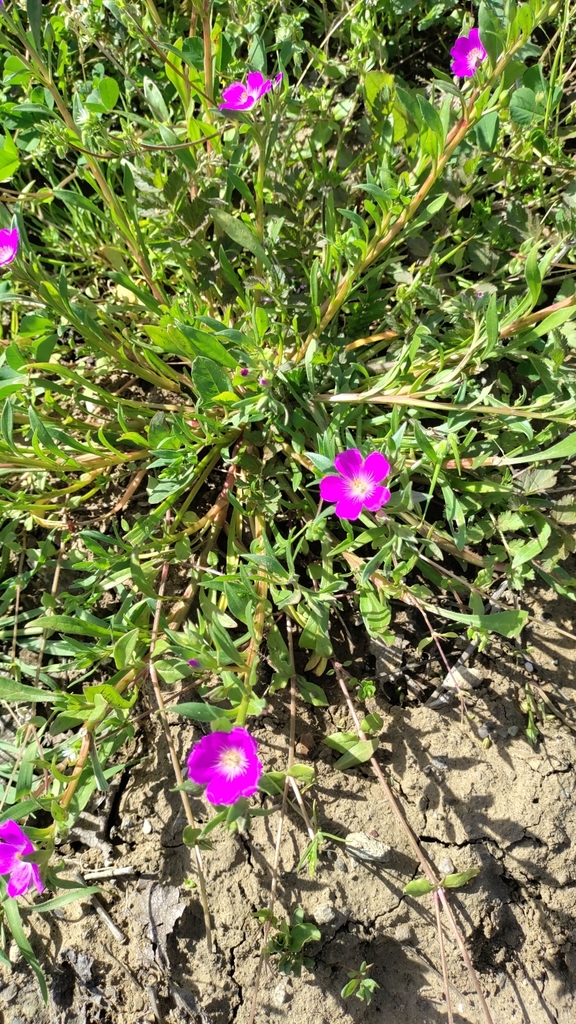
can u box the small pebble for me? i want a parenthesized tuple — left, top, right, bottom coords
(438, 857, 455, 876)
(142, 819, 153, 835)
(395, 923, 414, 944)
(312, 902, 336, 926)
(2, 983, 17, 1004)
(296, 732, 315, 756)
(344, 832, 390, 864)
(334, 855, 349, 874)
(478, 722, 497, 740)
(524, 661, 535, 673)
(271, 981, 290, 1007)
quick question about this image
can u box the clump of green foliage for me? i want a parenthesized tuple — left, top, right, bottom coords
(0, 0, 575, 1006)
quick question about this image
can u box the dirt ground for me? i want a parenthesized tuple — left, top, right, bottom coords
(1, 584, 576, 1024)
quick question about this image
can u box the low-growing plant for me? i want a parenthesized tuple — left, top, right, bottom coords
(0, 0, 574, 1018)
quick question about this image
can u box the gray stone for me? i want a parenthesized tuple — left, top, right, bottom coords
(2, 983, 17, 1004)
(344, 832, 390, 863)
(438, 856, 455, 876)
(312, 902, 336, 926)
(271, 981, 291, 1007)
(395, 923, 414, 944)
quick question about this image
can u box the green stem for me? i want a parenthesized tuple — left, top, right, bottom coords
(235, 512, 268, 726)
(200, 0, 214, 109)
(255, 140, 267, 244)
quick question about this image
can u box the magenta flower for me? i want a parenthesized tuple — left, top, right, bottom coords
(0, 820, 45, 898)
(188, 658, 201, 668)
(319, 449, 391, 521)
(0, 227, 19, 266)
(219, 71, 283, 111)
(187, 727, 263, 805)
(450, 28, 487, 78)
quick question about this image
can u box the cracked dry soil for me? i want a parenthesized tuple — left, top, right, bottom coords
(1, 590, 576, 1024)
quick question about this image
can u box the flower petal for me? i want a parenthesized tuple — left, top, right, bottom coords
(362, 452, 390, 483)
(205, 751, 263, 805)
(238, 758, 263, 798)
(0, 819, 31, 853)
(246, 71, 265, 95)
(219, 82, 257, 110)
(0, 227, 18, 266)
(363, 486, 391, 512)
(335, 496, 364, 520)
(187, 731, 231, 784)
(6, 862, 34, 898)
(319, 475, 346, 502)
(334, 448, 363, 479)
(467, 29, 485, 52)
(205, 775, 240, 805)
(220, 82, 245, 102)
(29, 863, 45, 895)
(0, 846, 19, 874)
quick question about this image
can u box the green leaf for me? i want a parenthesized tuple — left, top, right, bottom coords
(424, 606, 528, 638)
(0, 677, 60, 702)
(404, 878, 435, 897)
(524, 246, 541, 306)
(478, 2, 503, 65)
(84, 684, 137, 710)
(364, 70, 394, 110)
(507, 433, 576, 465)
(3, 897, 47, 1000)
(143, 76, 169, 121)
(417, 96, 445, 143)
(34, 614, 120, 638)
(0, 132, 20, 181)
(170, 321, 238, 368)
(289, 922, 321, 951)
(341, 979, 359, 999)
(113, 628, 141, 669)
(286, 764, 315, 786)
(259, 770, 287, 796)
(27, 0, 43, 53)
(475, 111, 499, 152)
(323, 731, 359, 753)
(442, 867, 479, 888)
(98, 77, 120, 111)
(511, 516, 551, 568)
(361, 712, 383, 735)
(26, 887, 101, 912)
(333, 737, 378, 770)
(170, 702, 226, 721)
(211, 209, 271, 268)
(191, 356, 232, 406)
(510, 87, 536, 127)
(484, 292, 499, 350)
(297, 677, 329, 706)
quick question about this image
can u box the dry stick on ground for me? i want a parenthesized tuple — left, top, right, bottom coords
(147, 511, 213, 953)
(332, 661, 495, 1024)
(247, 617, 298, 1024)
(434, 890, 453, 1024)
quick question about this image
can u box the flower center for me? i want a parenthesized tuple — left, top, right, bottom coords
(349, 476, 371, 498)
(240, 91, 248, 103)
(468, 47, 485, 69)
(218, 747, 249, 779)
